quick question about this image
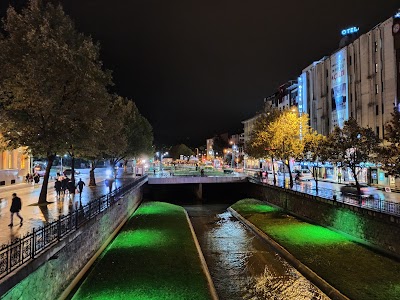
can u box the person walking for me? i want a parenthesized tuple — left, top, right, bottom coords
(9, 193, 23, 227)
(76, 178, 85, 198)
(338, 172, 342, 183)
(54, 179, 62, 198)
(67, 179, 75, 200)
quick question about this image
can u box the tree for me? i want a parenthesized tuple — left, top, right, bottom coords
(379, 107, 400, 177)
(170, 144, 193, 160)
(323, 118, 380, 196)
(303, 130, 326, 191)
(245, 108, 281, 184)
(0, 0, 112, 204)
(267, 108, 312, 187)
(102, 96, 153, 176)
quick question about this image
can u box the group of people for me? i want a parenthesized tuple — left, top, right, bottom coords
(54, 173, 85, 199)
(25, 173, 41, 185)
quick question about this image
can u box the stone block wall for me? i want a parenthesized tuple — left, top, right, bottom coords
(248, 183, 400, 257)
(1, 183, 144, 300)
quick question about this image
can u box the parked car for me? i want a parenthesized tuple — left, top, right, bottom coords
(293, 169, 313, 181)
(340, 183, 385, 200)
(63, 169, 80, 176)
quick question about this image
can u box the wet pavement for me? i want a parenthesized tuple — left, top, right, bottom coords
(186, 203, 330, 300)
(0, 168, 136, 246)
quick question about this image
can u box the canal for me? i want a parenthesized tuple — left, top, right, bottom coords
(184, 201, 330, 300)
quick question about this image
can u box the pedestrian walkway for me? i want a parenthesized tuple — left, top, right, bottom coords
(0, 169, 137, 247)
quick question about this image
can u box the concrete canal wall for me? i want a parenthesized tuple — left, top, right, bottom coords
(0, 181, 145, 300)
(248, 181, 400, 258)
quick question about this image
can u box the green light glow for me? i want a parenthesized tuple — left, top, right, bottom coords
(72, 201, 211, 300)
(333, 209, 364, 234)
(266, 222, 348, 246)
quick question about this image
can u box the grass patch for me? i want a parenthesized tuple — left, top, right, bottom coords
(231, 198, 400, 300)
(72, 201, 212, 300)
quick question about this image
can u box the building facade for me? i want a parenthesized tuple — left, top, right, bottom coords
(0, 148, 31, 186)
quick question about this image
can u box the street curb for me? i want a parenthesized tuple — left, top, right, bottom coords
(184, 210, 219, 300)
(228, 207, 350, 300)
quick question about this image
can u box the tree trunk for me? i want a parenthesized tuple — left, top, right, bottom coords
(313, 165, 319, 192)
(287, 161, 293, 187)
(38, 154, 55, 204)
(272, 155, 276, 186)
(89, 160, 96, 186)
(352, 166, 361, 196)
(71, 154, 75, 183)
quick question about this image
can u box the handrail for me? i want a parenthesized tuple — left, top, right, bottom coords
(0, 175, 147, 280)
(248, 177, 400, 217)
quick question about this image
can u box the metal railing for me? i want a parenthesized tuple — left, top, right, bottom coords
(0, 175, 147, 280)
(249, 176, 400, 216)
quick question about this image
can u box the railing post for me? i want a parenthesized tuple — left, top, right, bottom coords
(31, 228, 35, 259)
(57, 218, 61, 241)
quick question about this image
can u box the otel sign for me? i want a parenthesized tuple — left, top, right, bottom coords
(341, 27, 359, 36)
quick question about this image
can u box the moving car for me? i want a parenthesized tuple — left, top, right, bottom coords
(293, 169, 313, 181)
(63, 169, 80, 176)
(340, 183, 385, 200)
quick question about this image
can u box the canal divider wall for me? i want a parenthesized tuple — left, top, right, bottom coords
(248, 181, 400, 258)
(0, 179, 146, 300)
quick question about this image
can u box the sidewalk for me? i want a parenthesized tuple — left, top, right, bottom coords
(0, 169, 137, 247)
(318, 178, 400, 193)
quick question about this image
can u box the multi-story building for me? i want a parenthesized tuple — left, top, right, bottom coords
(0, 148, 31, 186)
(244, 10, 400, 187)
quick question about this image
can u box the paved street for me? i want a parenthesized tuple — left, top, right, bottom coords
(259, 173, 400, 203)
(0, 168, 136, 247)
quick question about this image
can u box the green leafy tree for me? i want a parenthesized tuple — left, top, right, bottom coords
(0, 0, 112, 204)
(322, 118, 380, 196)
(379, 107, 400, 177)
(170, 144, 193, 160)
(102, 96, 153, 177)
(303, 130, 326, 191)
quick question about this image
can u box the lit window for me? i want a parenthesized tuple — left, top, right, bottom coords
(375, 84, 379, 94)
(375, 63, 378, 73)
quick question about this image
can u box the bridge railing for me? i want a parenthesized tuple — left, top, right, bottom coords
(0, 175, 147, 280)
(249, 176, 400, 217)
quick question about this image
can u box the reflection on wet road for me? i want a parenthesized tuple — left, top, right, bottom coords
(186, 204, 330, 300)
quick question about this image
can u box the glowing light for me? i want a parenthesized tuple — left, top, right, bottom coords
(341, 26, 359, 36)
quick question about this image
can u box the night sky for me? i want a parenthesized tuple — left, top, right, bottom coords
(1, 1, 399, 147)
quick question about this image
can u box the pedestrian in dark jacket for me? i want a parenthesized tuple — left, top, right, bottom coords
(67, 179, 75, 199)
(54, 179, 62, 198)
(76, 179, 85, 198)
(9, 193, 23, 227)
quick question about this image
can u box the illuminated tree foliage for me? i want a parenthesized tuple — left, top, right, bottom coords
(322, 118, 380, 195)
(379, 107, 400, 177)
(267, 109, 312, 187)
(0, 0, 112, 203)
(303, 131, 326, 191)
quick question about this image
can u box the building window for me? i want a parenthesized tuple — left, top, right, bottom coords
(382, 103, 384, 114)
(349, 75, 352, 83)
(382, 126, 385, 139)
(375, 63, 378, 73)
(381, 81, 384, 92)
(374, 42, 378, 52)
(351, 111, 353, 117)
(376, 126, 379, 137)
(376, 105, 379, 115)
(350, 93, 353, 102)
(375, 84, 379, 94)
(349, 56, 352, 65)
(326, 69, 328, 78)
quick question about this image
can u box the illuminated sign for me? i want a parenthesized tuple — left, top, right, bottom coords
(330, 48, 348, 129)
(341, 27, 359, 36)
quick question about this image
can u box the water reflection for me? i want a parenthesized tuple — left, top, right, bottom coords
(189, 207, 330, 300)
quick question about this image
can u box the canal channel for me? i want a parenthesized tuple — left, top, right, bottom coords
(184, 201, 330, 300)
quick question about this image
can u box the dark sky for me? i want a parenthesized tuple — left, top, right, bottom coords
(1, 1, 399, 147)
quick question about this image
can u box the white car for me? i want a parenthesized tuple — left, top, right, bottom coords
(293, 169, 313, 181)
